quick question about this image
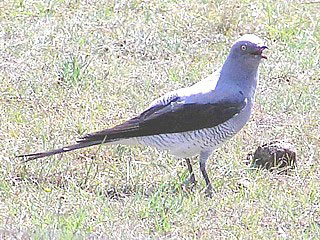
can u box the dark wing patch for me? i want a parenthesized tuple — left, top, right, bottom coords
(78, 94, 246, 144)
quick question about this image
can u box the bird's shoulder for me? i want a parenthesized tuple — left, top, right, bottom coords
(147, 68, 222, 109)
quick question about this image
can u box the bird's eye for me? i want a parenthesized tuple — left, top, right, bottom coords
(241, 45, 247, 51)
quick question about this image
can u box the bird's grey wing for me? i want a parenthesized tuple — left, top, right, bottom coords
(18, 92, 183, 161)
(78, 91, 247, 143)
(19, 85, 245, 161)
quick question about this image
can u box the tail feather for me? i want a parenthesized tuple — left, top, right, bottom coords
(17, 141, 101, 162)
(18, 125, 125, 162)
(18, 114, 142, 162)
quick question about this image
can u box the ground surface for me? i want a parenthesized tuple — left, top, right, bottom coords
(0, 0, 319, 239)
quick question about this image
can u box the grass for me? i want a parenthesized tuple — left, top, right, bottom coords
(0, 0, 320, 239)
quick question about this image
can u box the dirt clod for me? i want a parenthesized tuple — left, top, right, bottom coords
(249, 140, 297, 171)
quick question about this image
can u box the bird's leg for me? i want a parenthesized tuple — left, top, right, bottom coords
(185, 158, 196, 185)
(200, 162, 212, 194)
(199, 151, 214, 196)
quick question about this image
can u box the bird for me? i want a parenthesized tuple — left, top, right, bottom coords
(18, 34, 267, 195)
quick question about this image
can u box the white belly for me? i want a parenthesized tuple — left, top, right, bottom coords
(134, 123, 237, 158)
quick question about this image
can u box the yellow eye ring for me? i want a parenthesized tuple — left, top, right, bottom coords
(241, 45, 247, 51)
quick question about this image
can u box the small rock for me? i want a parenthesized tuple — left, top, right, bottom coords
(249, 140, 297, 171)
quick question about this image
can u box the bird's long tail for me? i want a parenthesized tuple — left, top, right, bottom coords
(18, 114, 142, 162)
(17, 140, 103, 162)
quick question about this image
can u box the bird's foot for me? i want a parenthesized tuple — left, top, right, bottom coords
(188, 173, 196, 185)
(184, 173, 197, 186)
(182, 173, 197, 192)
(204, 184, 214, 198)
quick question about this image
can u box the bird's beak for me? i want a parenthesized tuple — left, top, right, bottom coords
(259, 46, 268, 59)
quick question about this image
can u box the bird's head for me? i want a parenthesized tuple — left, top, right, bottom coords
(229, 34, 268, 68)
